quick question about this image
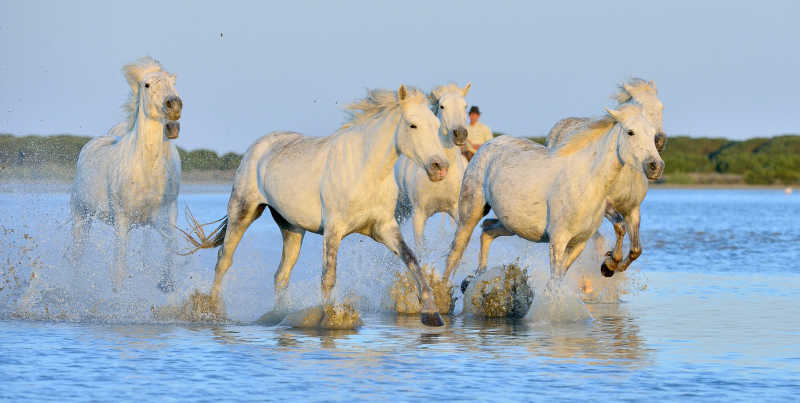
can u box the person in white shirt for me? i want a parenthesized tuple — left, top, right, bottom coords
(462, 105, 493, 160)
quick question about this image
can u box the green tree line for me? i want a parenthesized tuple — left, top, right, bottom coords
(2, 133, 799, 184)
(0, 134, 242, 172)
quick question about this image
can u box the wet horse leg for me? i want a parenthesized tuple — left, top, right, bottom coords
(444, 183, 490, 281)
(374, 220, 444, 327)
(611, 207, 642, 273)
(477, 219, 515, 275)
(210, 199, 266, 310)
(155, 202, 178, 293)
(112, 215, 130, 292)
(550, 233, 591, 280)
(270, 206, 305, 312)
(410, 208, 427, 254)
(320, 226, 343, 305)
(601, 209, 626, 277)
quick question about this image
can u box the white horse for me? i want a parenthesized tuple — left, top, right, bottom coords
(444, 103, 664, 288)
(546, 79, 665, 277)
(394, 82, 470, 250)
(182, 86, 449, 326)
(70, 57, 182, 292)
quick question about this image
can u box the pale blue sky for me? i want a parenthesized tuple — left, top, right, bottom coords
(1, 0, 798, 152)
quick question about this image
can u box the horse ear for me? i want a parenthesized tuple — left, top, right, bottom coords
(650, 80, 657, 90)
(170, 73, 177, 83)
(462, 82, 472, 97)
(398, 85, 408, 101)
(605, 107, 623, 121)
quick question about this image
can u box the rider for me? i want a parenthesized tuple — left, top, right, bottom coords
(462, 106, 493, 160)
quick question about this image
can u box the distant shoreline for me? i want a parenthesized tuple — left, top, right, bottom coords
(1, 174, 794, 193)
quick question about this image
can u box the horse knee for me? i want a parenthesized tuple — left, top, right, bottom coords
(629, 246, 642, 260)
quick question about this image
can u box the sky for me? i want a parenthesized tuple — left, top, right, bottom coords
(1, 0, 799, 153)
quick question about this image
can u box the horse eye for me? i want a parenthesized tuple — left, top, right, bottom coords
(410, 124, 418, 129)
(440, 105, 445, 109)
(627, 130, 635, 136)
(144, 83, 150, 88)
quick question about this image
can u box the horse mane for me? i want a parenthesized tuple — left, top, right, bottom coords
(340, 86, 427, 129)
(121, 57, 165, 131)
(428, 83, 461, 115)
(612, 77, 657, 104)
(553, 103, 644, 156)
(554, 117, 616, 156)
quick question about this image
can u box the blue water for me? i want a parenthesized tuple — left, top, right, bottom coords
(1, 186, 799, 401)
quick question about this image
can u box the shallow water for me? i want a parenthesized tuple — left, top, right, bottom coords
(1, 186, 799, 401)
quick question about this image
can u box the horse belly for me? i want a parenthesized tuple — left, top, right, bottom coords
(258, 145, 326, 232)
(486, 179, 548, 242)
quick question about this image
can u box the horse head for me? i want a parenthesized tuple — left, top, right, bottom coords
(430, 82, 471, 147)
(395, 85, 449, 182)
(606, 104, 665, 180)
(124, 57, 183, 140)
(618, 79, 667, 152)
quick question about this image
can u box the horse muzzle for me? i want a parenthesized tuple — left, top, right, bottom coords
(164, 121, 180, 139)
(452, 127, 468, 146)
(163, 95, 183, 121)
(643, 158, 665, 180)
(425, 158, 449, 182)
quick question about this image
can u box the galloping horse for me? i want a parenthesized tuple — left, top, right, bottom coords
(547, 79, 665, 277)
(70, 57, 183, 292)
(394, 82, 470, 251)
(183, 86, 449, 326)
(445, 102, 664, 288)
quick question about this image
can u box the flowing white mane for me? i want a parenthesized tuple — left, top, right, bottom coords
(341, 87, 427, 129)
(121, 56, 165, 131)
(612, 78, 657, 104)
(553, 103, 643, 156)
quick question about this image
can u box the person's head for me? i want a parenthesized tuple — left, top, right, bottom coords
(468, 106, 480, 125)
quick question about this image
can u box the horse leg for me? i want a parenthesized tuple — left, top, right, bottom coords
(611, 208, 642, 274)
(549, 235, 589, 280)
(112, 215, 130, 292)
(210, 200, 266, 309)
(601, 210, 626, 277)
(156, 202, 178, 293)
(477, 219, 514, 274)
(321, 227, 343, 305)
(68, 210, 91, 265)
(270, 207, 305, 312)
(444, 178, 489, 281)
(411, 208, 427, 253)
(459, 218, 513, 293)
(374, 221, 443, 327)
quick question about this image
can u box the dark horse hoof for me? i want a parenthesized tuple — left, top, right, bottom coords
(460, 275, 475, 294)
(600, 262, 615, 278)
(421, 312, 444, 327)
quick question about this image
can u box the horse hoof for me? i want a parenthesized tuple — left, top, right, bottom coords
(421, 312, 444, 327)
(600, 262, 615, 278)
(460, 275, 475, 294)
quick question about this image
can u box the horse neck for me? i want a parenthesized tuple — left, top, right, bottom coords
(121, 104, 169, 166)
(571, 125, 623, 191)
(353, 111, 403, 182)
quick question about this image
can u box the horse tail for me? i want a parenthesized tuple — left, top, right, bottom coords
(175, 205, 228, 255)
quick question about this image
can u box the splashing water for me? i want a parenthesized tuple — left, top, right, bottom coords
(0, 187, 642, 324)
